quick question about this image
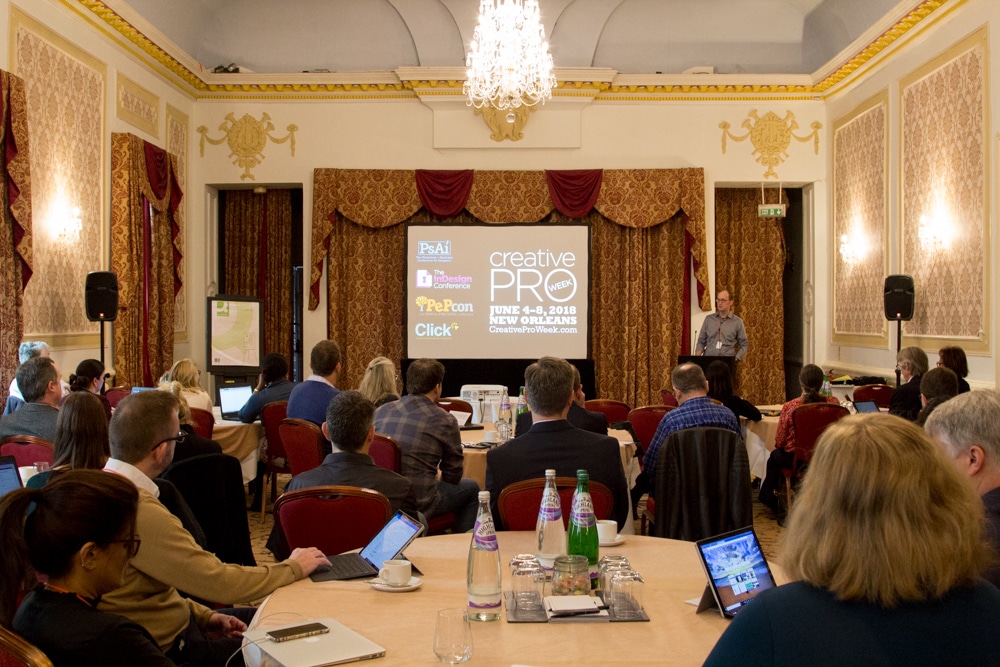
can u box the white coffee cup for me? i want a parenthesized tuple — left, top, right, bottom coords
(482, 431, 499, 443)
(378, 559, 411, 586)
(596, 520, 618, 543)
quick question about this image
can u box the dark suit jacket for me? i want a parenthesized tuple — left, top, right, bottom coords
(0, 402, 59, 441)
(514, 403, 608, 437)
(485, 419, 629, 530)
(889, 374, 922, 422)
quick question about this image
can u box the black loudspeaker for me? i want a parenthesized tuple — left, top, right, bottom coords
(85, 271, 119, 321)
(884, 275, 914, 321)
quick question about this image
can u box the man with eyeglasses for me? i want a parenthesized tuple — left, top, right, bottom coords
(695, 289, 749, 361)
(101, 390, 331, 667)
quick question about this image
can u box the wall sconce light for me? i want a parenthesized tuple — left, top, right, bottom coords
(918, 197, 955, 252)
(839, 215, 869, 266)
(55, 205, 82, 244)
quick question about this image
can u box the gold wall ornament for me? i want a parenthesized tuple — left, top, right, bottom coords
(475, 105, 532, 142)
(719, 110, 822, 179)
(196, 112, 297, 181)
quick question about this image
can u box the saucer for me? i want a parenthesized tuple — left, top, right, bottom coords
(599, 535, 626, 547)
(370, 576, 422, 592)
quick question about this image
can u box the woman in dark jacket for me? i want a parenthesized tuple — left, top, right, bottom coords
(707, 360, 761, 422)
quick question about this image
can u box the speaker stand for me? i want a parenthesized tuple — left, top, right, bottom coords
(895, 319, 902, 387)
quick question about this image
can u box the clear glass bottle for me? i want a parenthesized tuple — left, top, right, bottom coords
(535, 469, 566, 570)
(567, 469, 599, 589)
(496, 389, 512, 440)
(467, 491, 502, 621)
(516, 386, 528, 416)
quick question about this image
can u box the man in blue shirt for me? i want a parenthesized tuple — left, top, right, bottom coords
(238, 353, 297, 423)
(642, 363, 741, 497)
(287, 340, 342, 455)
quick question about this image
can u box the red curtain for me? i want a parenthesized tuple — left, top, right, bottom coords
(546, 169, 603, 218)
(415, 170, 474, 217)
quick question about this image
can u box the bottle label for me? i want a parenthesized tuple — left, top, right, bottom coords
(570, 494, 596, 528)
(473, 516, 499, 551)
(538, 491, 562, 522)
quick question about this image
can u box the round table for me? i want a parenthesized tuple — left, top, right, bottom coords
(244, 532, 784, 666)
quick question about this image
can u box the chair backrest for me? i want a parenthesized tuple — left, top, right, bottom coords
(278, 418, 325, 475)
(584, 399, 631, 424)
(436, 398, 473, 425)
(497, 477, 614, 531)
(791, 402, 850, 464)
(260, 401, 290, 467)
(105, 386, 131, 409)
(0, 437, 54, 467)
(274, 485, 392, 555)
(188, 407, 215, 440)
(160, 453, 256, 566)
(852, 383, 892, 409)
(370, 433, 401, 473)
(0, 626, 53, 667)
(660, 389, 678, 407)
(627, 406, 670, 448)
(651, 427, 751, 541)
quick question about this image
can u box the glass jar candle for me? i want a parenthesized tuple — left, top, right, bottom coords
(550, 555, 590, 596)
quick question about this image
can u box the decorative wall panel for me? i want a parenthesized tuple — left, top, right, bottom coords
(900, 29, 988, 349)
(116, 74, 158, 138)
(832, 92, 888, 346)
(13, 12, 105, 339)
(166, 105, 188, 336)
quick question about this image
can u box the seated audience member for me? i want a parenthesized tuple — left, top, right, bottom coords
(287, 340, 342, 455)
(160, 359, 213, 411)
(926, 390, 1000, 587)
(487, 357, 629, 530)
(27, 391, 110, 489)
(0, 356, 62, 441)
(6, 341, 69, 401)
(238, 353, 297, 423)
(267, 391, 412, 559)
(889, 346, 928, 421)
(374, 359, 479, 532)
(1, 470, 173, 666)
(100, 391, 330, 666)
(916, 367, 959, 426)
(938, 345, 971, 394)
(514, 363, 607, 436)
(159, 388, 223, 463)
(66, 358, 113, 422)
(357, 356, 399, 404)
(705, 414, 1000, 666)
(758, 364, 839, 514)
(706, 359, 762, 422)
(641, 363, 741, 498)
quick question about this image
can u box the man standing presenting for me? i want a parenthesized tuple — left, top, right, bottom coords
(925, 390, 1000, 586)
(374, 359, 479, 532)
(0, 357, 62, 440)
(695, 290, 748, 361)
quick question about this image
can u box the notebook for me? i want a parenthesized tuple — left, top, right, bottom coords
(310, 511, 424, 582)
(0, 456, 22, 497)
(853, 400, 880, 413)
(218, 384, 253, 420)
(242, 617, 385, 666)
(695, 527, 777, 618)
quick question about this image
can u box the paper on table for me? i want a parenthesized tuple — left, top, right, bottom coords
(451, 411, 472, 426)
(545, 596, 602, 612)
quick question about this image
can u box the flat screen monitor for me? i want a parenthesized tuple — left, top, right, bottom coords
(206, 296, 263, 375)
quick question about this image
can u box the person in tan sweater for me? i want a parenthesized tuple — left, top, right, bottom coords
(100, 390, 330, 667)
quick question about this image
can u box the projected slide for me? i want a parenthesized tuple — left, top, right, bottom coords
(208, 297, 262, 372)
(406, 224, 590, 359)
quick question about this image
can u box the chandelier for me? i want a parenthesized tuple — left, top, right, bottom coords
(463, 0, 557, 115)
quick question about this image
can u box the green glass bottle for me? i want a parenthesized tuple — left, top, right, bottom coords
(567, 469, 599, 589)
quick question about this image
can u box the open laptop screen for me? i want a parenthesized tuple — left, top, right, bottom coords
(853, 400, 880, 413)
(0, 455, 23, 497)
(218, 385, 253, 419)
(360, 511, 424, 568)
(696, 527, 777, 618)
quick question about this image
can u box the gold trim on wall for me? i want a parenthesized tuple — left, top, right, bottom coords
(719, 110, 822, 179)
(116, 74, 159, 138)
(197, 112, 297, 181)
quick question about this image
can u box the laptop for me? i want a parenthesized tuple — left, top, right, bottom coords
(0, 455, 23, 498)
(218, 384, 253, 420)
(694, 527, 777, 618)
(310, 511, 424, 582)
(853, 400, 880, 413)
(242, 617, 385, 666)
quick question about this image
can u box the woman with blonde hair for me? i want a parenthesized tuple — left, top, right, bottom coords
(159, 358, 212, 411)
(357, 356, 398, 404)
(705, 414, 1000, 665)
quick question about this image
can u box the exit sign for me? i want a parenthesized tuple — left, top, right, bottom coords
(758, 204, 787, 218)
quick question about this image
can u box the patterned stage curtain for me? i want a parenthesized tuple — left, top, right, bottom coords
(110, 133, 183, 387)
(223, 189, 294, 364)
(0, 71, 32, 401)
(714, 188, 787, 405)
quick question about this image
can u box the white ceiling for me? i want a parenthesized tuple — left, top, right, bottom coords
(119, 0, 910, 76)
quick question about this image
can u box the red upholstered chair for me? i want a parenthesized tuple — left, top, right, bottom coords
(259, 401, 291, 518)
(496, 477, 614, 531)
(426, 512, 456, 536)
(273, 485, 392, 556)
(278, 418, 325, 476)
(105, 386, 131, 410)
(852, 383, 892, 409)
(660, 389, 678, 407)
(0, 625, 53, 667)
(188, 407, 215, 440)
(783, 403, 850, 508)
(627, 405, 671, 451)
(584, 399, 631, 424)
(369, 433, 401, 473)
(436, 399, 473, 426)
(0, 436, 54, 467)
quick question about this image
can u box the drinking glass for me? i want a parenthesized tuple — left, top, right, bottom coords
(511, 563, 545, 610)
(509, 553, 541, 575)
(433, 608, 472, 664)
(609, 571, 645, 620)
(598, 555, 631, 593)
(33, 461, 51, 473)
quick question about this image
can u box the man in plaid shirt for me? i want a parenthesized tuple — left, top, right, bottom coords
(374, 359, 479, 532)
